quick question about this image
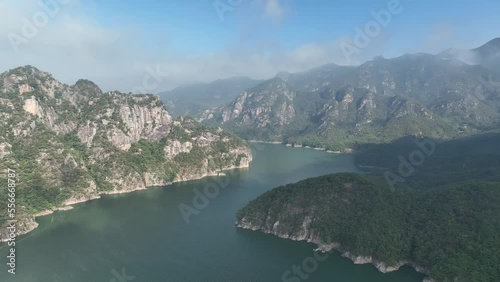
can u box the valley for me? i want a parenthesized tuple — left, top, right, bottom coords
(0, 36, 499, 282)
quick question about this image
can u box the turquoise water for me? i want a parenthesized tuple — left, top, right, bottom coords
(0, 143, 424, 282)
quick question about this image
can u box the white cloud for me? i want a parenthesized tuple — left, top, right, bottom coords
(1, 0, 498, 95)
(424, 24, 455, 54)
(264, 0, 285, 21)
(0, 0, 351, 93)
(421, 23, 496, 57)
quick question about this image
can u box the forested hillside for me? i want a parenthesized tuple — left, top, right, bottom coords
(237, 134, 500, 282)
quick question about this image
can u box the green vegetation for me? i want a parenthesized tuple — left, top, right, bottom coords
(237, 134, 500, 282)
(238, 174, 500, 282)
(355, 134, 500, 189)
(127, 138, 167, 172)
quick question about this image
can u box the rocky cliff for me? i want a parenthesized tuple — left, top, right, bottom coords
(0, 66, 252, 241)
(202, 77, 296, 141)
(236, 214, 430, 278)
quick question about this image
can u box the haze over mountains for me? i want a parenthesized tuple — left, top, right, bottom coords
(159, 77, 262, 117)
(439, 38, 500, 72)
(194, 38, 500, 149)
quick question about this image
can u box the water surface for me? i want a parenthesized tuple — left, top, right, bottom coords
(0, 143, 424, 282)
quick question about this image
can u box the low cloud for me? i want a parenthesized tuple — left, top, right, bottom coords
(442, 48, 480, 65)
(264, 0, 285, 21)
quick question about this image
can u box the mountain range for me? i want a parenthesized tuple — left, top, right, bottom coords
(198, 38, 500, 150)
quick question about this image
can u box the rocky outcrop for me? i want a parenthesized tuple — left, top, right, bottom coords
(220, 78, 296, 129)
(164, 140, 193, 158)
(202, 78, 296, 141)
(0, 65, 253, 242)
(77, 122, 98, 146)
(23, 95, 77, 134)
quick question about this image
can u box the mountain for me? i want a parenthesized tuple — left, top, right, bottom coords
(473, 38, 500, 61)
(274, 63, 356, 92)
(0, 66, 252, 241)
(202, 77, 297, 141)
(472, 37, 500, 73)
(203, 43, 500, 150)
(439, 37, 500, 73)
(236, 134, 500, 282)
(159, 76, 262, 117)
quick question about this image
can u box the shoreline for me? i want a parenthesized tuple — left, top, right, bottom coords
(0, 164, 249, 243)
(246, 140, 353, 154)
(236, 222, 434, 282)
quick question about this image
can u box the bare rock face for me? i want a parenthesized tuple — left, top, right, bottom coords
(84, 93, 174, 151)
(224, 79, 296, 129)
(203, 78, 296, 141)
(0, 142, 12, 158)
(77, 122, 98, 146)
(109, 127, 135, 151)
(117, 97, 172, 143)
(223, 91, 249, 122)
(22, 95, 77, 134)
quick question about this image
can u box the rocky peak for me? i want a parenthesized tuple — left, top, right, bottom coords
(3, 65, 50, 78)
(275, 71, 291, 82)
(73, 79, 103, 96)
(1, 65, 63, 97)
(473, 37, 500, 57)
(251, 77, 289, 92)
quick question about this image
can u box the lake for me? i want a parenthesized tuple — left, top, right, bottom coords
(0, 143, 424, 282)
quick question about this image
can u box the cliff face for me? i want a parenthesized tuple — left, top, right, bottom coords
(0, 66, 252, 241)
(236, 216, 426, 275)
(202, 78, 296, 141)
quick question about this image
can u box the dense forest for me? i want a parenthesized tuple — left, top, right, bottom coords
(237, 134, 500, 282)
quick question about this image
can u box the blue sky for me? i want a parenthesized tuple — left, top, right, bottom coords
(1, 0, 500, 92)
(84, 0, 500, 55)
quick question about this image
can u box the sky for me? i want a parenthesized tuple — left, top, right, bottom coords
(1, 0, 500, 93)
